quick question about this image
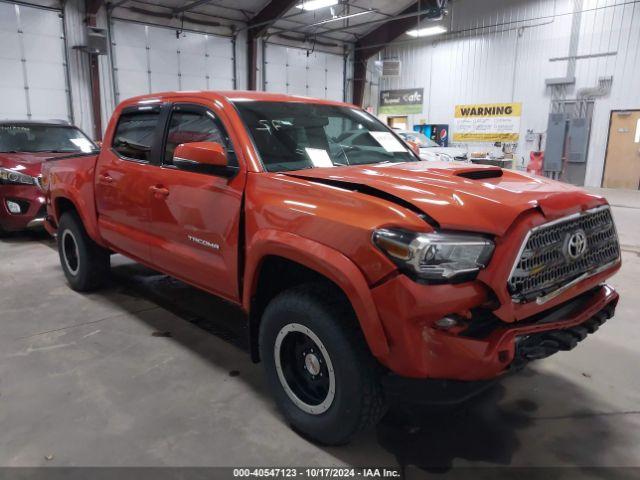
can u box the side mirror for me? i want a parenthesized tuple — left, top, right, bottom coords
(173, 142, 236, 177)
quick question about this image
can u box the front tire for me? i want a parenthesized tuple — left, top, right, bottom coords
(259, 283, 386, 445)
(57, 212, 110, 291)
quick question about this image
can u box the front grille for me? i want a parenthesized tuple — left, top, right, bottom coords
(508, 206, 619, 302)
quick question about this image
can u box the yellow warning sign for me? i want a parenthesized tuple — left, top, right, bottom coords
(453, 103, 521, 142)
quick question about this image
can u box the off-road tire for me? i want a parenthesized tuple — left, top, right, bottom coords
(259, 283, 386, 445)
(57, 211, 110, 291)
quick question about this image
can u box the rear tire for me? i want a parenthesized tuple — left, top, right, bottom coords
(259, 283, 386, 445)
(57, 212, 110, 291)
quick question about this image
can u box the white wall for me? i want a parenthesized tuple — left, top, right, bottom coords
(0, 1, 71, 122)
(109, 20, 235, 102)
(100, 10, 242, 133)
(376, 0, 640, 186)
(264, 42, 345, 101)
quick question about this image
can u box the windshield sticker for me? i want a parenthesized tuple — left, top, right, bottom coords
(70, 138, 94, 153)
(0, 126, 29, 133)
(369, 132, 407, 153)
(305, 148, 334, 168)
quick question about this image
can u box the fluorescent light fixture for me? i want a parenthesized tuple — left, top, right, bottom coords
(406, 25, 447, 37)
(296, 0, 338, 11)
(308, 10, 374, 27)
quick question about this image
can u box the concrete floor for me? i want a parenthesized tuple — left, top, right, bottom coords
(1, 188, 639, 476)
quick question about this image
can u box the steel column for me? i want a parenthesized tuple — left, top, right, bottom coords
(246, 0, 298, 90)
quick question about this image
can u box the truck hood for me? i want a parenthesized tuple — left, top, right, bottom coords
(0, 152, 71, 177)
(285, 161, 606, 236)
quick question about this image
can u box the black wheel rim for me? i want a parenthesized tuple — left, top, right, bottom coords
(274, 323, 335, 415)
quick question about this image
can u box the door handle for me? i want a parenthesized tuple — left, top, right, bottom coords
(149, 185, 170, 198)
(98, 173, 113, 184)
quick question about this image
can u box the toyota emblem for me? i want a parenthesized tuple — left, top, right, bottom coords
(564, 229, 588, 261)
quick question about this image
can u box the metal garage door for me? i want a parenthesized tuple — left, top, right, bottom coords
(0, 3, 70, 121)
(264, 43, 344, 102)
(110, 20, 235, 103)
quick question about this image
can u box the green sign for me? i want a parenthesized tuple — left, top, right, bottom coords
(379, 88, 424, 114)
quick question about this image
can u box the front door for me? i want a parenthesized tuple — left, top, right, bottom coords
(95, 105, 164, 263)
(146, 103, 245, 302)
(602, 110, 640, 189)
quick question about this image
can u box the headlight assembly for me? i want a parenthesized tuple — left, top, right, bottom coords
(372, 228, 494, 282)
(0, 167, 36, 185)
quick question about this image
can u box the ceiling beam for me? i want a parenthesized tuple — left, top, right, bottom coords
(247, 0, 299, 90)
(353, 1, 440, 106)
(248, 0, 299, 37)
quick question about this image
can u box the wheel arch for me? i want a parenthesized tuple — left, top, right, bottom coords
(51, 194, 102, 245)
(243, 230, 390, 363)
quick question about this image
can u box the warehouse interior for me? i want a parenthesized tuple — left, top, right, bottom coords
(1, 0, 640, 476)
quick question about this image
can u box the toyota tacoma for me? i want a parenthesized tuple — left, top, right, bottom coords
(41, 91, 621, 445)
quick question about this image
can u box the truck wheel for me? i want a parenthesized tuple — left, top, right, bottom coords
(259, 283, 386, 445)
(57, 212, 110, 292)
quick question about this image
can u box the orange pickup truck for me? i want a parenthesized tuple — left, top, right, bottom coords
(41, 91, 621, 445)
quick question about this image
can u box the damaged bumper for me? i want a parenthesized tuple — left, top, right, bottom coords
(372, 276, 619, 381)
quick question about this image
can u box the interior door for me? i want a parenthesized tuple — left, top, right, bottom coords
(146, 103, 245, 302)
(602, 110, 640, 189)
(95, 106, 164, 263)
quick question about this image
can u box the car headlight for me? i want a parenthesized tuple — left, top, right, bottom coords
(372, 228, 494, 282)
(0, 167, 36, 185)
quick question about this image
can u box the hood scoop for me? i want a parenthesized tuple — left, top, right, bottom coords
(454, 166, 503, 180)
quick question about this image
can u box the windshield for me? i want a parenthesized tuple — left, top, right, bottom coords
(233, 101, 418, 172)
(0, 124, 98, 154)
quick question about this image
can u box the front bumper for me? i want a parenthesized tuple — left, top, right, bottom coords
(0, 184, 46, 232)
(381, 294, 617, 405)
(372, 276, 619, 380)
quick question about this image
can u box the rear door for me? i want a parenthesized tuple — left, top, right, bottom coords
(146, 102, 246, 302)
(95, 105, 165, 262)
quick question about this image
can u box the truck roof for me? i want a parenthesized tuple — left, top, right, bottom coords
(119, 90, 353, 109)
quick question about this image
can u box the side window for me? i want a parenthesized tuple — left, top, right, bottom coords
(112, 111, 160, 162)
(164, 109, 238, 167)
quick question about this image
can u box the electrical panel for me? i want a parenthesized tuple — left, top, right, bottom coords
(544, 113, 567, 172)
(567, 117, 590, 163)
